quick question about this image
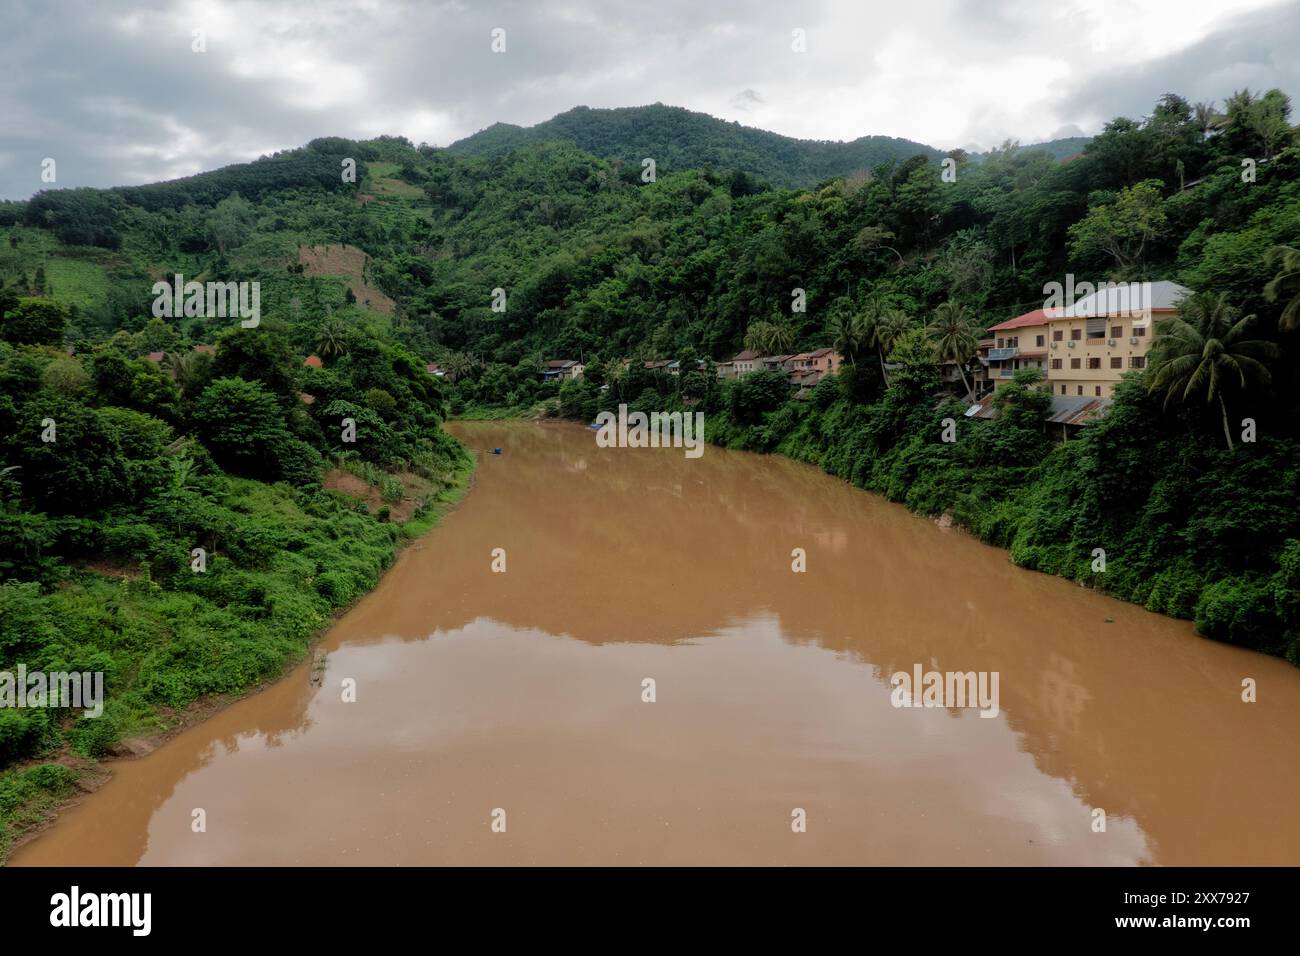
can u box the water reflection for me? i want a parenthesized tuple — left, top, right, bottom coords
(12, 422, 1300, 866)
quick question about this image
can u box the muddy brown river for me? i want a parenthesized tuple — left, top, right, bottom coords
(13, 421, 1300, 865)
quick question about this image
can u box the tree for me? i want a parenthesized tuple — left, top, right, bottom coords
(927, 301, 979, 400)
(1264, 245, 1300, 331)
(885, 326, 939, 398)
(854, 225, 904, 264)
(315, 319, 349, 360)
(442, 351, 479, 383)
(1067, 179, 1167, 270)
(828, 307, 867, 366)
(862, 305, 911, 386)
(1, 297, 67, 346)
(206, 193, 257, 255)
(163, 350, 211, 397)
(1147, 292, 1279, 449)
(743, 313, 796, 355)
(191, 377, 292, 478)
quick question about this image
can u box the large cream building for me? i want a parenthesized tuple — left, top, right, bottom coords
(985, 281, 1191, 399)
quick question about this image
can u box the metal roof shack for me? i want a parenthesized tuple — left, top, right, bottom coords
(962, 393, 1111, 439)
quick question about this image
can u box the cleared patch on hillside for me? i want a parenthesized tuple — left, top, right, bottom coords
(322, 467, 429, 523)
(297, 243, 396, 315)
(364, 162, 425, 199)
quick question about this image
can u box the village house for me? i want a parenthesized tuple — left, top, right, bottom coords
(984, 309, 1051, 385)
(729, 349, 761, 376)
(717, 348, 844, 386)
(787, 348, 841, 384)
(542, 359, 585, 381)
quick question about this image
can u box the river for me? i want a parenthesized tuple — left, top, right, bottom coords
(12, 421, 1300, 865)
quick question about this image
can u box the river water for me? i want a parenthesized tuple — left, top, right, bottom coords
(12, 421, 1300, 865)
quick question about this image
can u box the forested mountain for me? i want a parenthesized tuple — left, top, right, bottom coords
(446, 104, 945, 186)
(1, 88, 1299, 852)
(446, 104, 1092, 186)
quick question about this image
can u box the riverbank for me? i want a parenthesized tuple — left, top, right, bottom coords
(0, 448, 476, 863)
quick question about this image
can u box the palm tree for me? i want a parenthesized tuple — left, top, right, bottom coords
(1192, 100, 1222, 138)
(862, 306, 912, 387)
(1264, 245, 1300, 331)
(767, 314, 796, 354)
(927, 301, 980, 400)
(315, 319, 348, 360)
(442, 351, 479, 384)
(0, 464, 20, 500)
(828, 309, 867, 366)
(743, 321, 775, 354)
(743, 315, 796, 356)
(163, 350, 201, 396)
(1147, 292, 1279, 449)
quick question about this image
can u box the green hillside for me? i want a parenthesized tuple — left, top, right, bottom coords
(446, 103, 946, 187)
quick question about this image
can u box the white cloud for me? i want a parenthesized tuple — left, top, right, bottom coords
(1, 0, 1297, 198)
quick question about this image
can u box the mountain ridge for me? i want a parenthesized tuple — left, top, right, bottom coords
(444, 103, 1088, 187)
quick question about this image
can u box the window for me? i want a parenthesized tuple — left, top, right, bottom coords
(1036, 335, 1045, 347)
(1051, 358, 1062, 370)
(1010, 336, 1019, 346)
(1071, 328, 1082, 340)
(1077, 386, 1084, 395)
(997, 338, 1004, 348)
(1110, 357, 1122, 369)
(1061, 385, 1067, 394)
(1095, 386, 1102, 396)
(1087, 357, 1101, 369)
(1053, 329, 1063, 341)
(1134, 326, 1147, 337)
(1070, 358, 1081, 369)
(1111, 325, 1123, 338)
(1130, 356, 1146, 369)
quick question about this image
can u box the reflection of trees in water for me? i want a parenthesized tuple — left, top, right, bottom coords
(436, 422, 1300, 865)
(16, 660, 321, 866)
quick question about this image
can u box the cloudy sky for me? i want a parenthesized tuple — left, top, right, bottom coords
(2, 0, 1298, 199)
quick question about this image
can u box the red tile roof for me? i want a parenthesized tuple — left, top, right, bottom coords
(303, 355, 323, 368)
(988, 308, 1055, 332)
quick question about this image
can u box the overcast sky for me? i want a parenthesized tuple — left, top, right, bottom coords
(2, 0, 1298, 200)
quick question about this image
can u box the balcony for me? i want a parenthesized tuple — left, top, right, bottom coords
(998, 369, 1014, 378)
(988, 347, 1019, 361)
